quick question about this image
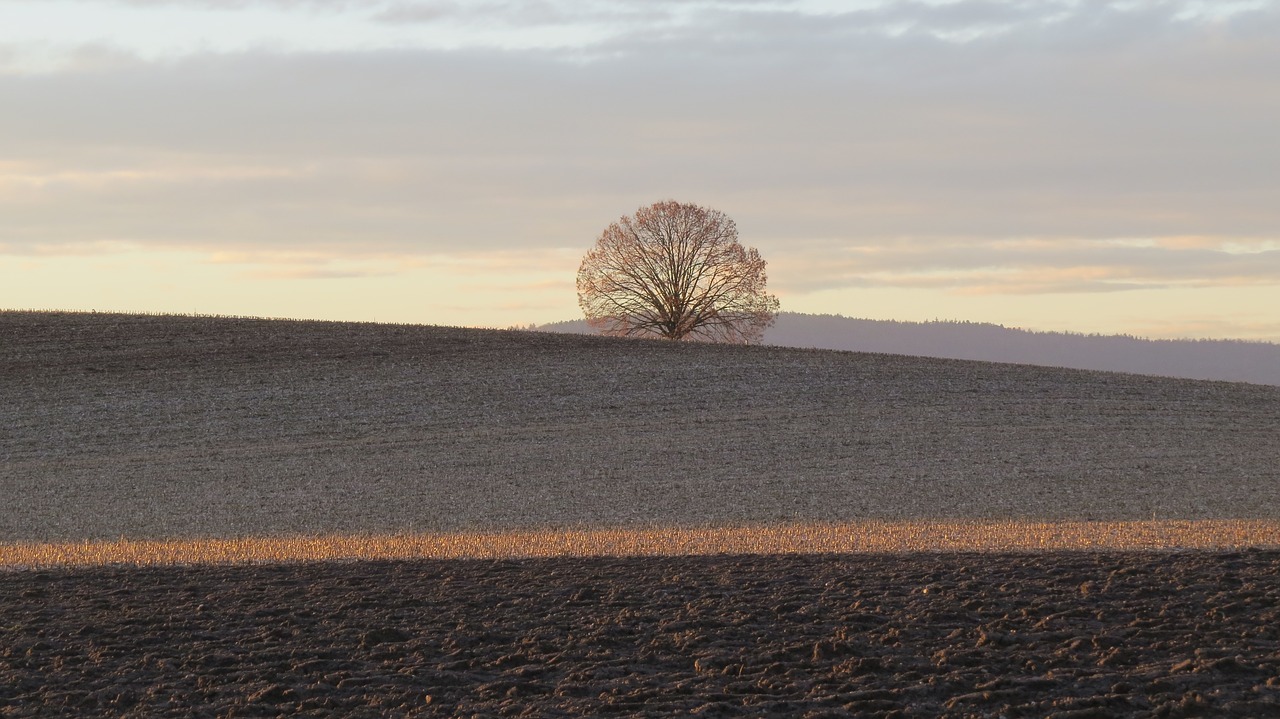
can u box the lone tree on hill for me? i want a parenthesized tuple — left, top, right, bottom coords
(576, 200, 780, 343)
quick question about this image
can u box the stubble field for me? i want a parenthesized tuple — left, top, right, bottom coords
(3, 310, 1280, 717)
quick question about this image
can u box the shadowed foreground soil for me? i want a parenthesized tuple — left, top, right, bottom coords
(4, 551, 1279, 718)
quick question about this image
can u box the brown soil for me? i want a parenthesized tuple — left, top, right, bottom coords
(4, 551, 1280, 718)
(4, 311, 1280, 543)
(5, 312, 1279, 717)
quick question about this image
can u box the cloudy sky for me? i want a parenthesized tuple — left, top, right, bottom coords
(2, 0, 1278, 340)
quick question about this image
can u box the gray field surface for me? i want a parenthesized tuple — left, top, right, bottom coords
(2, 311, 1278, 543)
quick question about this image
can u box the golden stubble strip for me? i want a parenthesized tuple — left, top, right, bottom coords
(3, 520, 1279, 569)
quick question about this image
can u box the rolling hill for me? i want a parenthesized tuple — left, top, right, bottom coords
(4, 310, 1278, 544)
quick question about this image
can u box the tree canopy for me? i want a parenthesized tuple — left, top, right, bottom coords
(577, 201, 780, 343)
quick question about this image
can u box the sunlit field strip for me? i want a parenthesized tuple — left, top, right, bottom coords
(3, 520, 1279, 569)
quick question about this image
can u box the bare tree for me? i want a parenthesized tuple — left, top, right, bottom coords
(577, 200, 780, 343)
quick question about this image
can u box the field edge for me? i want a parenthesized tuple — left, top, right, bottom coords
(4, 519, 1279, 569)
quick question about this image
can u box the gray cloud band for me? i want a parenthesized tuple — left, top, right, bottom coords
(1, 1, 1276, 296)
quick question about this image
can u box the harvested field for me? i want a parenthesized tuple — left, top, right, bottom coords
(3, 311, 1278, 542)
(4, 552, 1280, 718)
(4, 311, 1280, 718)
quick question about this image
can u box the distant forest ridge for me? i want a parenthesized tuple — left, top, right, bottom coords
(537, 313, 1280, 386)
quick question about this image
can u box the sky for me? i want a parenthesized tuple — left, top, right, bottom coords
(1, 0, 1278, 341)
